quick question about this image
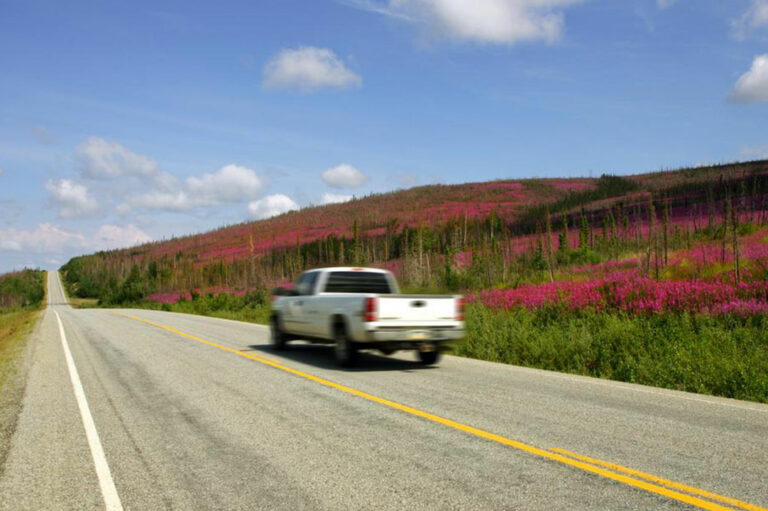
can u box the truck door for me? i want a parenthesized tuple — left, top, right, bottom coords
(286, 271, 319, 337)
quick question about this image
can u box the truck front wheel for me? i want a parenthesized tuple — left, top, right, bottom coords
(334, 326, 357, 367)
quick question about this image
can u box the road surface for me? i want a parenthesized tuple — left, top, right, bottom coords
(0, 272, 766, 510)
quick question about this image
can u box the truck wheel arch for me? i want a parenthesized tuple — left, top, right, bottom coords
(330, 314, 348, 337)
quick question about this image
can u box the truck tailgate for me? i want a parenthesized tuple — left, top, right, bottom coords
(376, 295, 457, 322)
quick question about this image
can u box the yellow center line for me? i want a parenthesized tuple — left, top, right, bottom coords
(114, 312, 764, 511)
(550, 448, 763, 511)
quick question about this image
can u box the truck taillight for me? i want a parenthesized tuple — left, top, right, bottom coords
(456, 297, 465, 321)
(364, 297, 378, 322)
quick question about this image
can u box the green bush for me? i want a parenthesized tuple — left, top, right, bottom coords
(0, 270, 45, 309)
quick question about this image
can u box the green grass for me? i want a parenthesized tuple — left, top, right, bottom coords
(152, 299, 271, 325)
(68, 297, 99, 308)
(77, 290, 273, 326)
(456, 305, 768, 403)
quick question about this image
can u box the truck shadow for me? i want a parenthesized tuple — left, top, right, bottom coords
(245, 343, 437, 372)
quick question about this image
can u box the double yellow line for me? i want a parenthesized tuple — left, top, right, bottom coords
(115, 312, 765, 511)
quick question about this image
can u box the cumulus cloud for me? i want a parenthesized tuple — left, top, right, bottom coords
(367, 0, 584, 45)
(45, 179, 99, 218)
(733, 0, 768, 39)
(0, 223, 87, 253)
(132, 191, 192, 211)
(263, 47, 362, 91)
(132, 164, 263, 211)
(322, 163, 368, 189)
(93, 224, 152, 249)
(187, 164, 263, 204)
(247, 194, 299, 219)
(321, 192, 354, 205)
(730, 54, 768, 103)
(76, 136, 158, 178)
(0, 223, 151, 255)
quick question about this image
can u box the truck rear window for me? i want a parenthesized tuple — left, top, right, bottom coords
(323, 272, 393, 294)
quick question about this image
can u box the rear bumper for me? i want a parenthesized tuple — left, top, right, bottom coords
(364, 328, 465, 343)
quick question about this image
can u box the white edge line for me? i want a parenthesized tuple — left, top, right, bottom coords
(55, 311, 123, 511)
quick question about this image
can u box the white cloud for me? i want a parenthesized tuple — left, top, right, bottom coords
(263, 47, 362, 92)
(132, 164, 263, 211)
(322, 163, 368, 189)
(132, 191, 192, 211)
(93, 224, 152, 249)
(730, 54, 768, 103)
(741, 144, 768, 159)
(115, 203, 132, 216)
(321, 192, 354, 205)
(378, 0, 584, 45)
(656, 0, 677, 8)
(186, 164, 263, 204)
(247, 194, 299, 219)
(0, 168, 4, 177)
(76, 136, 158, 178)
(733, 0, 768, 39)
(45, 179, 99, 218)
(0, 223, 87, 253)
(0, 223, 151, 255)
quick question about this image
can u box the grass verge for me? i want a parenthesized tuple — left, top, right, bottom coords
(456, 305, 768, 403)
(74, 292, 272, 326)
(0, 309, 41, 469)
(68, 297, 99, 308)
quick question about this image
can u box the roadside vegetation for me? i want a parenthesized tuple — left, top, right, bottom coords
(459, 306, 768, 403)
(135, 289, 271, 325)
(0, 269, 46, 468)
(60, 161, 768, 402)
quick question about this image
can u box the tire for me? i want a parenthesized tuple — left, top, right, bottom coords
(271, 316, 288, 351)
(417, 348, 441, 366)
(334, 325, 357, 367)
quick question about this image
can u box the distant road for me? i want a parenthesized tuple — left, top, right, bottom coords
(1, 271, 766, 510)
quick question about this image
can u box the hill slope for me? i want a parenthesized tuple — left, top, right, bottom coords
(62, 160, 768, 302)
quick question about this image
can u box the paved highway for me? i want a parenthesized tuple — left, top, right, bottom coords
(0, 271, 766, 510)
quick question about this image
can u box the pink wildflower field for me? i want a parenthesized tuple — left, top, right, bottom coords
(472, 228, 768, 316)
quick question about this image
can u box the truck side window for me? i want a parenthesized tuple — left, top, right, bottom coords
(295, 272, 318, 296)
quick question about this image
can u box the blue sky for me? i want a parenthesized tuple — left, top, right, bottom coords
(1, 0, 768, 272)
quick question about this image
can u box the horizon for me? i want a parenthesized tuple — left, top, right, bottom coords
(2, 0, 768, 272)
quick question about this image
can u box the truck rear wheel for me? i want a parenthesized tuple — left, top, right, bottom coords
(271, 316, 288, 351)
(334, 326, 357, 367)
(417, 349, 441, 366)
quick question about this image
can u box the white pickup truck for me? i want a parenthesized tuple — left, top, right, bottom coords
(270, 267, 465, 366)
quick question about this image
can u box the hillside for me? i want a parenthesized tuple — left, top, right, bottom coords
(113, 176, 597, 264)
(61, 160, 768, 303)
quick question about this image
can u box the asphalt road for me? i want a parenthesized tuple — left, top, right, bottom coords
(0, 272, 766, 510)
